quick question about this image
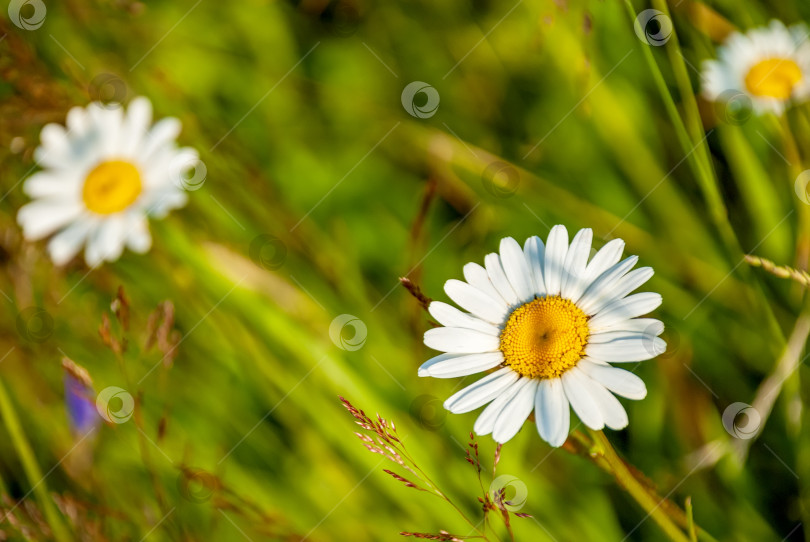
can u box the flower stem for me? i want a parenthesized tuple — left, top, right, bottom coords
(397, 443, 499, 541)
(685, 496, 698, 542)
(776, 114, 810, 272)
(584, 429, 717, 542)
(622, 0, 734, 253)
(0, 378, 71, 542)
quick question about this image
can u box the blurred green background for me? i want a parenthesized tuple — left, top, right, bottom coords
(2, 0, 810, 540)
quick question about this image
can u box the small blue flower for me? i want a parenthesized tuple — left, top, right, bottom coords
(62, 358, 100, 437)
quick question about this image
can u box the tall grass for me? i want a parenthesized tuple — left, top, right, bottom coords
(0, 0, 808, 540)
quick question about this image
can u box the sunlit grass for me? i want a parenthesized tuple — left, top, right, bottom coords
(1, 0, 809, 540)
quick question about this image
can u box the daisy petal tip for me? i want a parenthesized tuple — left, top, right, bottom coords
(499, 236, 519, 250)
(492, 432, 514, 445)
(472, 421, 491, 436)
(651, 337, 667, 356)
(546, 433, 567, 448)
(584, 419, 605, 431)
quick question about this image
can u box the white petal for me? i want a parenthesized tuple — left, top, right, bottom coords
(421, 352, 504, 378)
(578, 360, 647, 400)
(17, 200, 82, 241)
(23, 172, 81, 199)
(586, 379, 629, 430)
(125, 214, 152, 253)
(65, 105, 89, 137)
(93, 105, 124, 156)
(120, 97, 152, 156)
(535, 377, 569, 446)
(485, 253, 519, 306)
(428, 302, 500, 335)
(577, 256, 638, 313)
(523, 236, 546, 297)
(543, 225, 569, 296)
(499, 237, 535, 303)
(586, 335, 666, 362)
(588, 292, 663, 330)
(551, 386, 570, 446)
(586, 267, 654, 316)
(36, 124, 70, 168)
(562, 367, 604, 430)
(593, 318, 664, 336)
(463, 263, 503, 302)
(560, 228, 592, 300)
(588, 331, 637, 344)
(47, 219, 93, 266)
(444, 279, 509, 324)
(419, 353, 457, 376)
(143, 189, 188, 218)
(94, 215, 128, 263)
(424, 327, 500, 354)
(142, 117, 181, 160)
(83, 226, 106, 267)
(153, 147, 199, 191)
(582, 238, 624, 284)
(474, 378, 532, 435)
(444, 368, 518, 413)
(492, 379, 539, 443)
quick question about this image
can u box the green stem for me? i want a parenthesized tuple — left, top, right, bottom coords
(685, 497, 698, 542)
(624, 0, 785, 348)
(0, 378, 71, 542)
(112, 347, 171, 526)
(653, 0, 732, 244)
(776, 115, 810, 272)
(586, 429, 714, 542)
(397, 444, 498, 541)
(623, 0, 736, 252)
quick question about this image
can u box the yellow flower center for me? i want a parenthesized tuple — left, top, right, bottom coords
(82, 160, 142, 215)
(499, 296, 589, 379)
(744, 58, 803, 100)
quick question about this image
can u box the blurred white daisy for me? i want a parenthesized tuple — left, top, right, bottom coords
(17, 97, 199, 266)
(418, 226, 665, 446)
(702, 20, 810, 115)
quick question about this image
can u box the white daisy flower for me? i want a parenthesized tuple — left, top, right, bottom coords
(17, 97, 198, 266)
(702, 20, 810, 115)
(418, 226, 665, 447)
